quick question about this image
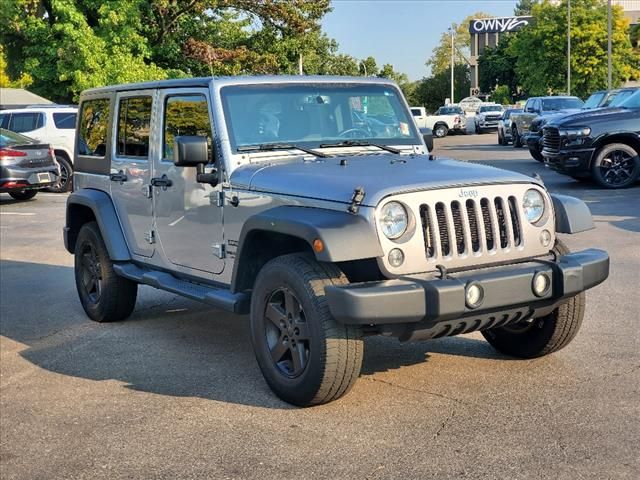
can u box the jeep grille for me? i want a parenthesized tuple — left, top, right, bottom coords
(420, 196, 522, 260)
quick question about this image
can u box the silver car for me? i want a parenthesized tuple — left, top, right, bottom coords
(497, 108, 523, 145)
(64, 76, 609, 406)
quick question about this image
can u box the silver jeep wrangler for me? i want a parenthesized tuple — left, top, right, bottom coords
(64, 76, 609, 406)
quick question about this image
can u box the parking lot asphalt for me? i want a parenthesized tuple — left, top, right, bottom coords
(1, 133, 639, 480)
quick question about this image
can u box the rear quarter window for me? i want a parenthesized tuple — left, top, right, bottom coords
(53, 112, 77, 129)
(78, 99, 110, 157)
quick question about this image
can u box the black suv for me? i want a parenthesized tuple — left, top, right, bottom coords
(542, 90, 640, 188)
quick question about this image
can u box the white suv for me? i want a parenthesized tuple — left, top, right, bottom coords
(0, 106, 77, 192)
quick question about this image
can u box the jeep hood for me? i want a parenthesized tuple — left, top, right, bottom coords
(230, 154, 539, 206)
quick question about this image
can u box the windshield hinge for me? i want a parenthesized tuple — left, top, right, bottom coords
(348, 186, 366, 214)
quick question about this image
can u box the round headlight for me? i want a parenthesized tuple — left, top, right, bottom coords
(379, 201, 408, 239)
(523, 189, 545, 224)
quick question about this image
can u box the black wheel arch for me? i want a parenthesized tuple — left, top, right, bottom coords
(230, 206, 382, 294)
(590, 133, 640, 167)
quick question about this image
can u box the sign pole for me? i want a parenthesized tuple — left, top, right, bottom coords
(450, 28, 455, 104)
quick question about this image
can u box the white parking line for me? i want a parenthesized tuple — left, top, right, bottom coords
(0, 212, 37, 216)
(168, 215, 185, 227)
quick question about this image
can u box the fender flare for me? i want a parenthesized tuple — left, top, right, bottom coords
(231, 206, 383, 291)
(551, 194, 594, 234)
(64, 189, 131, 261)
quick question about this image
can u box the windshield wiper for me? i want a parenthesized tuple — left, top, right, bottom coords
(318, 140, 401, 154)
(237, 143, 327, 158)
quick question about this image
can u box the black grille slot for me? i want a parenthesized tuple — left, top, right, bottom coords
(542, 126, 561, 154)
(494, 198, 509, 248)
(451, 201, 465, 254)
(435, 202, 450, 256)
(420, 205, 436, 258)
(480, 198, 494, 250)
(508, 196, 522, 246)
(466, 199, 480, 253)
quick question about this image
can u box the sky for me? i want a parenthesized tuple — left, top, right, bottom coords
(322, 0, 519, 80)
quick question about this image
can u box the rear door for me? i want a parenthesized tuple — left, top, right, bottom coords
(152, 88, 224, 275)
(109, 91, 155, 257)
(52, 111, 78, 156)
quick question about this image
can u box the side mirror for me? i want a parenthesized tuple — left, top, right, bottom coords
(174, 135, 210, 167)
(419, 127, 434, 152)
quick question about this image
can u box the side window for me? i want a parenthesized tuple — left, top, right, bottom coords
(53, 112, 77, 129)
(8, 112, 43, 133)
(78, 98, 110, 157)
(410, 108, 421, 116)
(533, 99, 541, 112)
(0, 114, 8, 129)
(163, 95, 212, 161)
(117, 96, 152, 158)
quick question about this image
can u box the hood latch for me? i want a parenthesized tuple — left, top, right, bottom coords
(348, 186, 366, 214)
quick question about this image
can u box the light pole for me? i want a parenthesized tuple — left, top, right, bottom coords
(449, 27, 455, 104)
(567, 0, 571, 95)
(360, 60, 367, 77)
(608, 0, 612, 89)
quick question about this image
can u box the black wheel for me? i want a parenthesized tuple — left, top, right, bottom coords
(512, 126, 522, 147)
(75, 222, 137, 322)
(529, 148, 544, 162)
(8, 190, 37, 201)
(498, 130, 504, 145)
(250, 253, 363, 407)
(48, 155, 73, 193)
(591, 143, 639, 189)
(482, 240, 584, 359)
(433, 124, 448, 138)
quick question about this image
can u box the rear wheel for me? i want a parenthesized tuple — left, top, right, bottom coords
(591, 143, 639, 189)
(8, 190, 37, 201)
(48, 155, 73, 193)
(433, 123, 448, 138)
(75, 222, 137, 322)
(250, 253, 363, 406)
(482, 240, 584, 358)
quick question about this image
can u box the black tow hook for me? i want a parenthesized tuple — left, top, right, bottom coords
(348, 186, 366, 214)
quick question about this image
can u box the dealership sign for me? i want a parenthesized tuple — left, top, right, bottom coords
(469, 16, 533, 34)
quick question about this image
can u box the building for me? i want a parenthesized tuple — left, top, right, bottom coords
(0, 88, 53, 110)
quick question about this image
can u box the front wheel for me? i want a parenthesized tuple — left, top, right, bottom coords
(512, 126, 522, 147)
(529, 148, 544, 162)
(482, 240, 585, 358)
(75, 222, 138, 322)
(9, 189, 38, 201)
(591, 143, 639, 189)
(433, 124, 448, 138)
(250, 253, 363, 407)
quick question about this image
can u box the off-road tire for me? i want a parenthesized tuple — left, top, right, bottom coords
(75, 222, 137, 322)
(591, 143, 639, 189)
(48, 155, 73, 193)
(529, 147, 544, 162)
(433, 123, 448, 138)
(250, 253, 363, 407)
(8, 190, 38, 201)
(482, 239, 585, 358)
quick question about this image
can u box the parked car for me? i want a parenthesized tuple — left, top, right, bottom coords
(412, 105, 467, 138)
(474, 104, 504, 133)
(63, 76, 609, 406)
(497, 108, 523, 145)
(511, 96, 584, 147)
(0, 105, 77, 192)
(542, 89, 640, 188)
(525, 88, 639, 162)
(0, 128, 59, 200)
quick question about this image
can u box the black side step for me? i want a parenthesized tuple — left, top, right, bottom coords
(113, 263, 249, 314)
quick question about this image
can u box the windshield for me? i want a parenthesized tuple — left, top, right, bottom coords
(618, 89, 640, 108)
(220, 83, 420, 151)
(436, 106, 463, 115)
(583, 92, 605, 109)
(0, 128, 35, 147)
(542, 98, 584, 111)
(479, 105, 502, 112)
(609, 89, 638, 107)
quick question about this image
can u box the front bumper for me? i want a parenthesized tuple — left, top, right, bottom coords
(477, 120, 500, 129)
(326, 249, 609, 334)
(543, 147, 595, 175)
(524, 132, 542, 149)
(0, 164, 59, 192)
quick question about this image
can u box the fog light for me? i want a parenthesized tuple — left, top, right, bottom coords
(388, 248, 404, 267)
(532, 272, 551, 297)
(540, 229, 551, 247)
(465, 282, 484, 309)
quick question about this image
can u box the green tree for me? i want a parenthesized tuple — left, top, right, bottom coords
(509, 0, 638, 98)
(0, 45, 32, 88)
(490, 85, 512, 105)
(514, 0, 537, 16)
(360, 56, 378, 76)
(478, 34, 519, 96)
(413, 65, 471, 112)
(426, 12, 493, 74)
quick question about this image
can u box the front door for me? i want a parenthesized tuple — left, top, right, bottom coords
(153, 88, 224, 275)
(110, 91, 155, 257)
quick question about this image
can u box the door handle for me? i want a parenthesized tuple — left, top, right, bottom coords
(109, 170, 128, 183)
(150, 174, 173, 189)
